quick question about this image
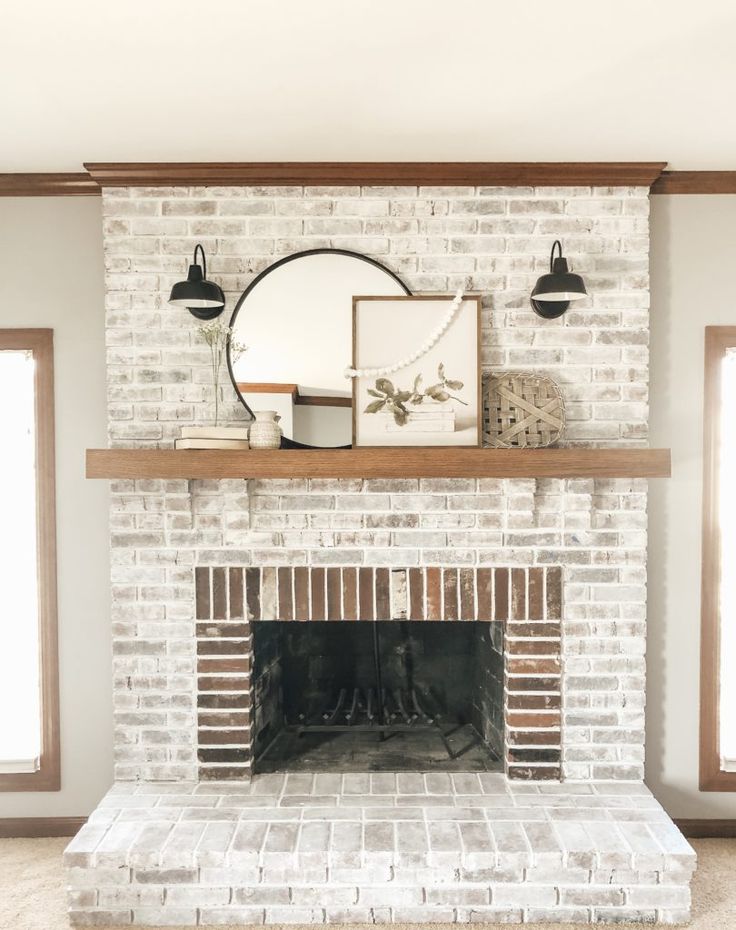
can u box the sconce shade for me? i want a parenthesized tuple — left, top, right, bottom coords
(168, 245, 226, 320)
(530, 241, 587, 319)
(531, 262, 587, 302)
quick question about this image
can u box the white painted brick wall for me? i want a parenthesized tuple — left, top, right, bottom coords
(102, 185, 650, 783)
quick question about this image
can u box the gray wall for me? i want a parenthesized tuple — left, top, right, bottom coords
(0, 194, 734, 818)
(649, 195, 736, 817)
(0, 198, 111, 818)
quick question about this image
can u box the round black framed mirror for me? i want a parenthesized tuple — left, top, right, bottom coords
(227, 249, 411, 449)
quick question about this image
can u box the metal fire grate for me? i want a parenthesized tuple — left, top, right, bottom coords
(284, 625, 475, 761)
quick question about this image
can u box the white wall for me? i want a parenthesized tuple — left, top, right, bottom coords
(2, 1, 736, 170)
(648, 195, 736, 817)
(0, 198, 111, 818)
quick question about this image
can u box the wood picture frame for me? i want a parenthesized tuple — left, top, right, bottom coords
(352, 295, 482, 448)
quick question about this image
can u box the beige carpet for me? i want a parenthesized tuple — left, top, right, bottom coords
(0, 837, 732, 929)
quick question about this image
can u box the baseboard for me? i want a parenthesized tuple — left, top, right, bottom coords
(0, 816, 87, 838)
(675, 818, 736, 838)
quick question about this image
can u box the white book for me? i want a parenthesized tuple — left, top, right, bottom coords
(385, 420, 455, 433)
(180, 426, 250, 440)
(401, 408, 455, 420)
(175, 438, 250, 450)
(380, 405, 456, 433)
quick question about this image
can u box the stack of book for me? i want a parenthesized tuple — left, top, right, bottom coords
(175, 426, 250, 450)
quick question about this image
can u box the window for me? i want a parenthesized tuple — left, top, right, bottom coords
(701, 327, 736, 790)
(0, 330, 59, 791)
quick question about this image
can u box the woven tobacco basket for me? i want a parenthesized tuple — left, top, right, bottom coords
(484, 371, 565, 448)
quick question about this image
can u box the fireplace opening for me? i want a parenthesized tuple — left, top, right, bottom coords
(252, 621, 504, 773)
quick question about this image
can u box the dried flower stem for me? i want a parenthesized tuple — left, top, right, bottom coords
(197, 322, 247, 427)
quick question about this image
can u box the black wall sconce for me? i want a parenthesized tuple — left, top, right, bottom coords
(530, 240, 588, 319)
(168, 244, 226, 320)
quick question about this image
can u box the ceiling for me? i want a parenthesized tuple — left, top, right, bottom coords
(2, 0, 735, 172)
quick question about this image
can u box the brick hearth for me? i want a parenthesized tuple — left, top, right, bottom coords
(65, 775, 694, 926)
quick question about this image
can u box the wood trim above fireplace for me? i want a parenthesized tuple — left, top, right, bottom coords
(7, 165, 736, 195)
(651, 171, 736, 194)
(83, 161, 668, 188)
(0, 173, 100, 196)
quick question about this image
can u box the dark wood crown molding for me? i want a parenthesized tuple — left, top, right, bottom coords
(0, 173, 100, 196)
(651, 171, 736, 194)
(9, 164, 736, 195)
(83, 161, 668, 188)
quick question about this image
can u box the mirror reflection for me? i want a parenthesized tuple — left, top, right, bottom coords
(228, 250, 409, 448)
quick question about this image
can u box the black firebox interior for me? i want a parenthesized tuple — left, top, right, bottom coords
(252, 620, 504, 773)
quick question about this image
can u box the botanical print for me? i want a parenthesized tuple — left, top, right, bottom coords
(364, 364, 467, 429)
(353, 297, 480, 447)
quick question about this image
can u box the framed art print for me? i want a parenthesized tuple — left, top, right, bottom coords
(352, 295, 482, 447)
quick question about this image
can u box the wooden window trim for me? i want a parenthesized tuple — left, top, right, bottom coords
(0, 330, 60, 792)
(701, 327, 736, 790)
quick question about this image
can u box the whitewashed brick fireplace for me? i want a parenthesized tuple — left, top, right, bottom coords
(65, 179, 695, 925)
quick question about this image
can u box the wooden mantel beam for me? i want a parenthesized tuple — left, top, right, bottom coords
(86, 447, 671, 481)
